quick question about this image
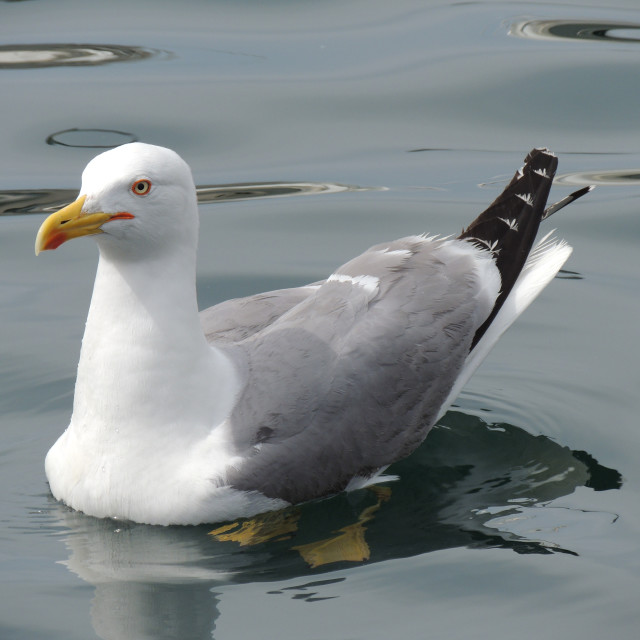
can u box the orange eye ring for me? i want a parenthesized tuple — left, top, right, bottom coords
(132, 179, 151, 196)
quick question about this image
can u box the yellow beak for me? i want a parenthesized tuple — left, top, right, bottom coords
(35, 196, 134, 255)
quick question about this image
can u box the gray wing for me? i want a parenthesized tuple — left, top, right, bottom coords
(200, 284, 321, 343)
(220, 235, 498, 504)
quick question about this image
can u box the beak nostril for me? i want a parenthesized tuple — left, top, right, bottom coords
(60, 220, 70, 225)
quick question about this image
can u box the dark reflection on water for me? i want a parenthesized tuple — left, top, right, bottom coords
(46, 128, 138, 149)
(556, 170, 640, 186)
(0, 43, 168, 69)
(509, 19, 640, 44)
(33, 411, 620, 639)
(0, 189, 77, 216)
(196, 182, 365, 204)
(0, 183, 368, 216)
(556, 268, 583, 281)
(404, 150, 640, 188)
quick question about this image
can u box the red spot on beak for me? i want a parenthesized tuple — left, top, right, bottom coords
(109, 212, 135, 221)
(44, 231, 68, 251)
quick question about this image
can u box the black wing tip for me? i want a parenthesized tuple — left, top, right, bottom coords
(458, 149, 593, 352)
(459, 148, 560, 350)
(459, 147, 558, 243)
(524, 146, 557, 165)
(533, 146, 555, 155)
(542, 184, 595, 220)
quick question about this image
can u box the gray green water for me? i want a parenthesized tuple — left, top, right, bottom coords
(2, 0, 640, 638)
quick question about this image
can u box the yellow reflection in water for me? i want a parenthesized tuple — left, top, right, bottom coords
(210, 486, 391, 568)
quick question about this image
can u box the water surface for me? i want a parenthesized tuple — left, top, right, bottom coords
(1, 1, 639, 638)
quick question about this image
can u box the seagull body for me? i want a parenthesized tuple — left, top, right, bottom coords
(36, 144, 586, 525)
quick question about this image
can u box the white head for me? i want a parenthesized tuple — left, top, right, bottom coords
(35, 142, 199, 262)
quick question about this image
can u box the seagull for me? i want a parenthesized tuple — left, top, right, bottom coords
(35, 143, 590, 526)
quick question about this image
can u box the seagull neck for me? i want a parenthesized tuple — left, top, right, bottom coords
(71, 248, 237, 434)
(88, 248, 204, 350)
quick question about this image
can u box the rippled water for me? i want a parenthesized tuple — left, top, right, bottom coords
(0, 43, 166, 69)
(2, 1, 640, 639)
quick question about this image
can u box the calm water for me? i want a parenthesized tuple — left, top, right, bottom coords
(2, 0, 640, 638)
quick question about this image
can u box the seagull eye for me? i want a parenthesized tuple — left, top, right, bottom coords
(132, 179, 151, 196)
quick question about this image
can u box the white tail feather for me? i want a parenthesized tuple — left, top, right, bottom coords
(437, 233, 573, 419)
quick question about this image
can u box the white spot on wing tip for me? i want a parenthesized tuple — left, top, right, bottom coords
(498, 217, 519, 231)
(473, 237, 500, 255)
(515, 193, 534, 206)
(533, 168, 550, 178)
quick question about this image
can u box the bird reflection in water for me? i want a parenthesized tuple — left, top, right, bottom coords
(210, 486, 392, 568)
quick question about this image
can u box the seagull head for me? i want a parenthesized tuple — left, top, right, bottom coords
(35, 142, 199, 260)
